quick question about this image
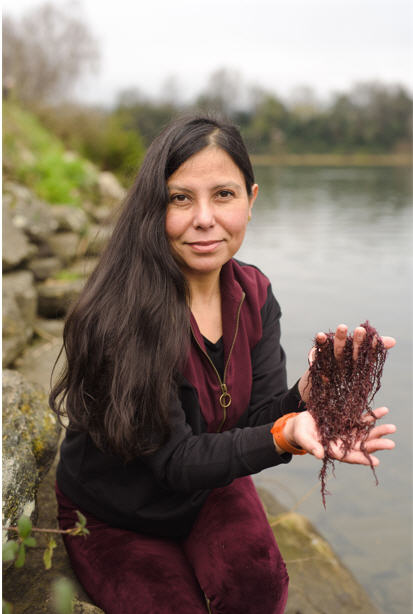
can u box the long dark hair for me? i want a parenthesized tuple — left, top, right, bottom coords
(50, 114, 255, 461)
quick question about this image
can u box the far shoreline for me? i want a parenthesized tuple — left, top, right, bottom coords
(251, 153, 412, 167)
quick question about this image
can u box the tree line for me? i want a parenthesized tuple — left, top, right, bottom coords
(3, 2, 412, 183)
(115, 75, 412, 155)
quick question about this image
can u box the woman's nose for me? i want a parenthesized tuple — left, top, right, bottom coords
(193, 200, 215, 228)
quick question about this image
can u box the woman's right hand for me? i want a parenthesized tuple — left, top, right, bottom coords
(280, 407, 396, 465)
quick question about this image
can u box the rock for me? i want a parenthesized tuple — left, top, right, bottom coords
(68, 257, 99, 278)
(2, 271, 37, 367)
(2, 442, 38, 529)
(2, 204, 37, 271)
(84, 224, 113, 256)
(4, 181, 59, 241)
(97, 171, 126, 207)
(2, 453, 103, 614)
(3, 270, 38, 325)
(46, 232, 82, 265)
(270, 511, 381, 614)
(34, 318, 65, 340)
(73, 601, 105, 614)
(88, 204, 116, 225)
(50, 205, 89, 234)
(28, 257, 62, 281)
(15, 337, 64, 393)
(2, 370, 61, 532)
(37, 277, 85, 318)
(2, 292, 31, 367)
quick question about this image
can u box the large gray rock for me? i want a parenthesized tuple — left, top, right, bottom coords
(2, 451, 104, 614)
(84, 224, 113, 256)
(3, 270, 37, 325)
(37, 277, 85, 318)
(2, 204, 37, 271)
(34, 318, 65, 340)
(2, 271, 37, 367)
(2, 292, 31, 367)
(15, 336, 64, 393)
(97, 171, 126, 207)
(68, 257, 99, 278)
(2, 370, 61, 532)
(4, 182, 58, 242)
(50, 205, 89, 234)
(87, 204, 116, 225)
(46, 232, 82, 265)
(270, 511, 381, 614)
(28, 257, 62, 281)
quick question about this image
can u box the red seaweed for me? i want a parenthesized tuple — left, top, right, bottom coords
(307, 321, 387, 506)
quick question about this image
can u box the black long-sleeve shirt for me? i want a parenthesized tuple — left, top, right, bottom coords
(57, 259, 304, 538)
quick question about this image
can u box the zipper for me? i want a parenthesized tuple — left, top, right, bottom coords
(190, 292, 245, 432)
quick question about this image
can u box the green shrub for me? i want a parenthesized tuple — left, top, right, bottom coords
(3, 101, 97, 205)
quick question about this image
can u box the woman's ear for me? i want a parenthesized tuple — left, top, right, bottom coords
(248, 184, 259, 218)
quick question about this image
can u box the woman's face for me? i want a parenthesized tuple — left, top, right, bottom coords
(165, 146, 258, 283)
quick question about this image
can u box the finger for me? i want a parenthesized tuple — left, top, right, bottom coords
(331, 447, 381, 465)
(367, 423, 396, 439)
(294, 428, 325, 458)
(364, 406, 389, 422)
(292, 412, 325, 458)
(364, 437, 396, 453)
(353, 326, 366, 360)
(381, 336, 396, 350)
(336, 446, 381, 466)
(333, 324, 348, 360)
(308, 347, 316, 366)
(315, 332, 327, 344)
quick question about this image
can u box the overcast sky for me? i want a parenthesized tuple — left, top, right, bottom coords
(3, 0, 413, 106)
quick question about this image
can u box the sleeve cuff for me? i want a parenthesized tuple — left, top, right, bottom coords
(240, 424, 292, 474)
(282, 379, 306, 413)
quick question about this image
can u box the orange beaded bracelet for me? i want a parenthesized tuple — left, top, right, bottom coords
(271, 412, 307, 455)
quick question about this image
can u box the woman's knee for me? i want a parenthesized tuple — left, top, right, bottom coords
(204, 550, 288, 614)
(184, 477, 289, 613)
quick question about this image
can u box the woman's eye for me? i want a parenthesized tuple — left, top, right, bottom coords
(170, 194, 189, 204)
(217, 190, 234, 199)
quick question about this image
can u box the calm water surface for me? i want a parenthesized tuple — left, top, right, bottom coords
(238, 166, 412, 614)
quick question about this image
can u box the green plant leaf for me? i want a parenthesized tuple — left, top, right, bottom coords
(73, 510, 89, 536)
(2, 598, 13, 614)
(43, 537, 57, 570)
(52, 577, 75, 614)
(22, 536, 37, 548)
(17, 515, 32, 539)
(75, 510, 87, 528)
(14, 544, 26, 568)
(2, 540, 19, 562)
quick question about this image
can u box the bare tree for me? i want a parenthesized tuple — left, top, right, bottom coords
(196, 68, 245, 116)
(2, 1, 99, 105)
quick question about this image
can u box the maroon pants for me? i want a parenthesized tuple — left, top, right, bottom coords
(56, 476, 288, 614)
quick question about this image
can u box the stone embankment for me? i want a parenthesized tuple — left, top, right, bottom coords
(2, 178, 381, 613)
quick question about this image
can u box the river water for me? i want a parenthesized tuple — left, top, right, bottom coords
(237, 166, 412, 614)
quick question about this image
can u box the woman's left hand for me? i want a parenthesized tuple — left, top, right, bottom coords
(283, 406, 396, 464)
(298, 324, 396, 403)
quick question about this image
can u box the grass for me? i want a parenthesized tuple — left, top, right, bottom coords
(3, 101, 97, 206)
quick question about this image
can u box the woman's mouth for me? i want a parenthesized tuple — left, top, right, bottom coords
(186, 240, 224, 253)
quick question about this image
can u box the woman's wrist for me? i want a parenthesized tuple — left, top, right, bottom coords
(271, 413, 307, 455)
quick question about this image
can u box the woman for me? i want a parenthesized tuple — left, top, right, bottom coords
(51, 115, 396, 614)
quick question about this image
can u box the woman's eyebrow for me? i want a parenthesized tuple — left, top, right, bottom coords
(213, 182, 242, 191)
(167, 182, 243, 192)
(167, 184, 193, 193)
